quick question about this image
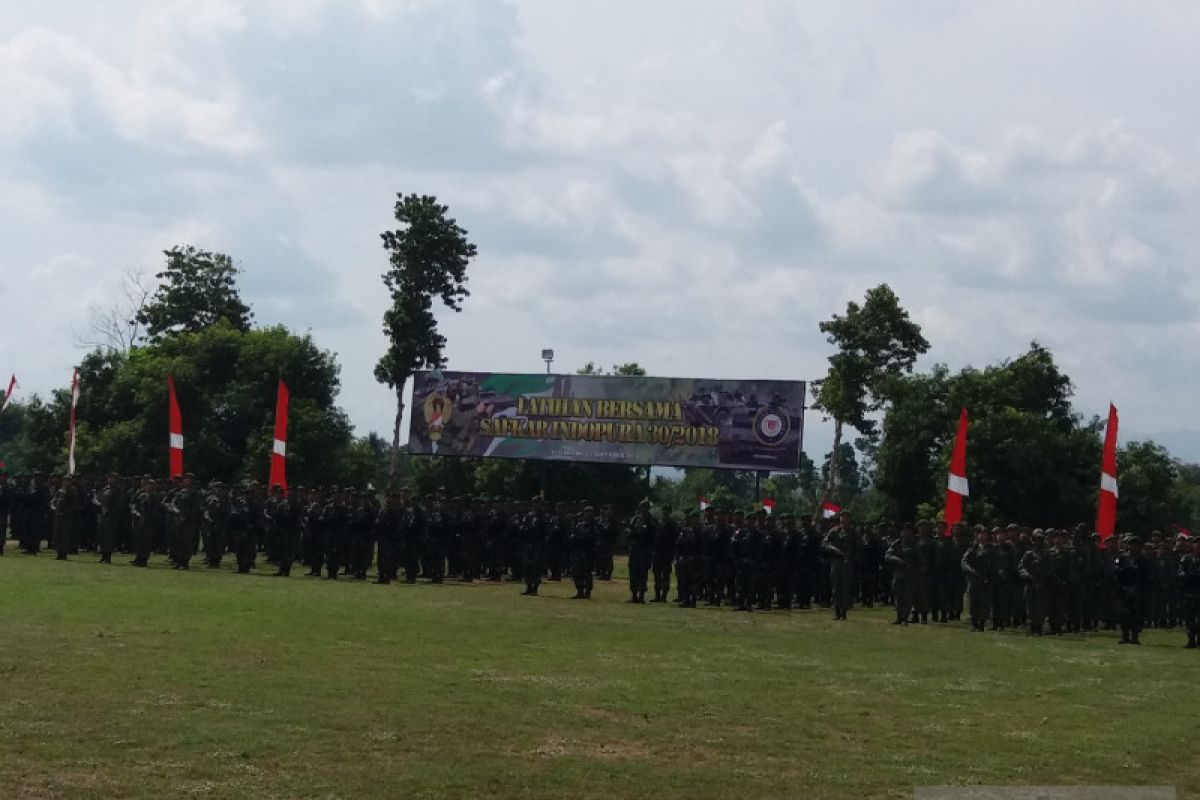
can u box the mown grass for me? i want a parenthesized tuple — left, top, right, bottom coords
(1, 544, 1198, 799)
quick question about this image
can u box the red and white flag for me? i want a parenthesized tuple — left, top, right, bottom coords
(699, 496, 710, 511)
(67, 368, 80, 475)
(268, 379, 289, 492)
(943, 406, 969, 536)
(167, 375, 183, 478)
(821, 500, 841, 519)
(0, 374, 17, 413)
(1173, 524, 1192, 540)
(1096, 403, 1119, 547)
(761, 497, 776, 515)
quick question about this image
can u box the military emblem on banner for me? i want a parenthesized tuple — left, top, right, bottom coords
(423, 392, 451, 442)
(752, 407, 790, 447)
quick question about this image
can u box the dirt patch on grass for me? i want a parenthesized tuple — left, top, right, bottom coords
(530, 735, 656, 762)
(6, 768, 131, 799)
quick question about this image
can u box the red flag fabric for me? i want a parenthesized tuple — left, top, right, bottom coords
(0, 374, 16, 413)
(761, 498, 776, 515)
(943, 406, 969, 535)
(269, 379, 289, 492)
(1096, 403, 1119, 546)
(67, 368, 80, 475)
(821, 500, 841, 519)
(699, 496, 710, 511)
(167, 375, 183, 478)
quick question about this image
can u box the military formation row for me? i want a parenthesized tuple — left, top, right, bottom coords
(1, 473, 1198, 648)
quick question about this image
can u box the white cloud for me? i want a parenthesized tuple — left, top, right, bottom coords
(2, 0, 1200, 465)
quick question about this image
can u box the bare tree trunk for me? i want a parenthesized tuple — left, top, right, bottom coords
(388, 382, 406, 489)
(816, 418, 843, 516)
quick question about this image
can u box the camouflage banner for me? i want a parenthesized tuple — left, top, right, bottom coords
(408, 371, 806, 470)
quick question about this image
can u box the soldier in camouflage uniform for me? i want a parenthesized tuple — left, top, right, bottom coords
(990, 525, 1016, 630)
(350, 490, 377, 580)
(596, 504, 619, 581)
(91, 472, 123, 564)
(675, 511, 702, 608)
(569, 506, 596, 599)
(229, 485, 256, 574)
(484, 497, 507, 582)
(750, 511, 772, 610)
(885, 523, 919, 625)
(730, 516, 755, 612)
(1081, 531, 1105, 632)
(373, 491, 401, 584)
(301, 487, 326, 577)
(401, 487, 425, 584)
(1069, 525, 1091, 632)
(169, 474, 203, 570)
(128, 478, 160, 567)
(961, 525, 995, 632)
(1044, 529, 1071, 635)
(320, 487, 348, 580)
(822, 511, 856, 620)
(520, 496, 549, 596)
(797, 513, 819, 609)
(545, 501, 567, 582)
(50, 476, 78, 560)
(424, 496, 448, 583)
(652, 505, 677, 603)
(202, 482, 231, 569)
(626, 500, 655, 604)
(700, 508, 724, 606)
(1178, 535, 1200, 649)
(1114, 533, 1153, 645)
(459, 497, 483, 583)
(1019, 531, 1048, 636)
(858, 523, 884, 608)
(776, 514, 800, 610)
(940, 524, 965, 622)
(265, 484, 294, 577)
(912, 520, 936, 623)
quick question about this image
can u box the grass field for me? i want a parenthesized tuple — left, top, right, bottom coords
(2, 545, 1198, 799)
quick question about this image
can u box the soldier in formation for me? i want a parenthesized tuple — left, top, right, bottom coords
(3, 473, 1199, 648)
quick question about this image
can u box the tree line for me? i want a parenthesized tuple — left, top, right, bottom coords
(1, 196, 1196, 535)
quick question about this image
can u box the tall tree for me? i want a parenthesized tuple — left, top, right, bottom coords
(812, 284, 929, 509)
(136, 246, 253, 341)
(374, 194, 477, 487)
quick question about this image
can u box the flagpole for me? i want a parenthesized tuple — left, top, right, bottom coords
(67, 368, 80, 475)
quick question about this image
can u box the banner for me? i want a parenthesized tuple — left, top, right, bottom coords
(408, 371, 806, 470)
(269, 379, 289, 492)
(167, 375, 183, 478)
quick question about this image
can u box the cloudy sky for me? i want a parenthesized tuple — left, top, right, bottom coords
(2, 1, 1199, 461)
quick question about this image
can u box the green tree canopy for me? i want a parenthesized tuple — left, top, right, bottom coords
(811, 284, 929, 511)
(7, 322, 368, 485)
(136, 245, 253, 341)
(875, 343, 1108, 527)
